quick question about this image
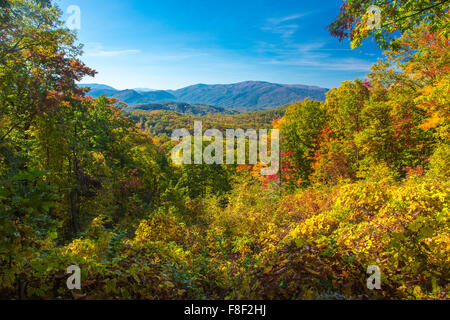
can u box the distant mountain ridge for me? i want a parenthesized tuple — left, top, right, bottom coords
(133, 88, 157, 93)
(79, 83, 116, 91)
(79, 81, 328, 109)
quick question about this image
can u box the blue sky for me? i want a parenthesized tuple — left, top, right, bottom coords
(57, 0, 383, 90)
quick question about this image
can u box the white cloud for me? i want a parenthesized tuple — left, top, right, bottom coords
(261, 24, 299, 38)
(259, 41, 374, 72)
(262, 13, 310, 38)
(267, 56, 374, 72)
(83, 43, 141, 57)
(86, 49, 141, 57)
(267, 13, 307, 25)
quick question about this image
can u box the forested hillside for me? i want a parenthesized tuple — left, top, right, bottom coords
(125, 102, 237, 116)
(166, 81, 328, 108)
(0, 0, 448, 300)
(125, 106, 287, 138)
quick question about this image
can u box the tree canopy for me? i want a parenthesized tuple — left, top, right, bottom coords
(328, 0, 450, 49)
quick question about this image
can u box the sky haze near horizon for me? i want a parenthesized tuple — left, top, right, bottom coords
(58, 0, 383, 90)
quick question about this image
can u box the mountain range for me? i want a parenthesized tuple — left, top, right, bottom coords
(79, 81, 328, 109)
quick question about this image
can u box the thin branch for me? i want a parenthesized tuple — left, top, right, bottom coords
(382, 0, 450, 28)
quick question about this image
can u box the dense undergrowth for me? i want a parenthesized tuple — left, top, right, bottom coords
(1, 169, 448, 300)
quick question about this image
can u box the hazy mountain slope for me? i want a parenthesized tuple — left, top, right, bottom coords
(170, 81, 328, 108)
(82, 86, 177, 104)
(78, 83, 117, 91)
(133, 88, 156, 92)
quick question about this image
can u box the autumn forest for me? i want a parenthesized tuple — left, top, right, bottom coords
(0, 0, 449, 300)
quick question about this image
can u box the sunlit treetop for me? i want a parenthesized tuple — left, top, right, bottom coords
(328, 0, 450, 49)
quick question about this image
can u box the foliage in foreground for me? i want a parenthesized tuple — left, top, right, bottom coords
(0, 170, 448, 300)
